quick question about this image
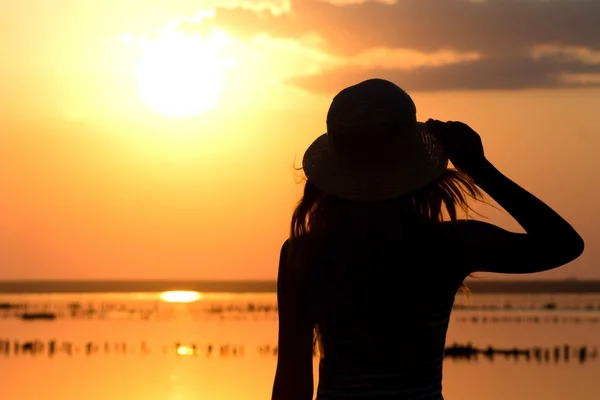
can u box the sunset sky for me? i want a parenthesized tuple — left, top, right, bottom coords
(1, 0, 599, 280)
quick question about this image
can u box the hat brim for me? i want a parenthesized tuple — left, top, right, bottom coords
(302, 122, 449, 201)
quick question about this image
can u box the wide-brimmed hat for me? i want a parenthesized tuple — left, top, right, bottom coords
(302, 78, 448, 201)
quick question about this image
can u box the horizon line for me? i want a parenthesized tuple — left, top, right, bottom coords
(0, 278, 599, 294)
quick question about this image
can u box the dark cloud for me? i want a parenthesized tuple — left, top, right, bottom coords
(184, 0, 600, 91)
(294, 0, 600, 56)
(286, 57, 600, 93)
(194, 0, 600, 56)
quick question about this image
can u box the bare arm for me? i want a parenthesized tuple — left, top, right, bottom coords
(272, 240, 314, 400)
(426, 119, 584, 274)
(454, 159, 584, 274)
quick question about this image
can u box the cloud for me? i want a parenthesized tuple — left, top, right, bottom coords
(178, 0, 600, 92)
(531, 44, 600, 65)
(286, 56, 600, 93)
(559, 73, 600, 85)
(196, 0, 600, 55)
(346, 47, 481, 70)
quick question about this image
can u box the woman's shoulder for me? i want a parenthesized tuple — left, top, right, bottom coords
(431, 219, 505, 251)
(437, 219, 507, 240)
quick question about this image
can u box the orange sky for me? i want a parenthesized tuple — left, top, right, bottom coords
(1, 0, 599, 280)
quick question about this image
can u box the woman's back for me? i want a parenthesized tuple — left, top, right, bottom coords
(303, 224, 465, 400)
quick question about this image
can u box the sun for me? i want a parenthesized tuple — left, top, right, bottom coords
(136, 28, 235, 118)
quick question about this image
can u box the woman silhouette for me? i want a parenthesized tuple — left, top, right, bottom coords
(271, 78, 584, 400)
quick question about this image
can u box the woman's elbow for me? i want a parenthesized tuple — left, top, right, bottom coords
(568, 233, 585, 262)
(548, 232, 585, 268)
(523, 233, 585, 274)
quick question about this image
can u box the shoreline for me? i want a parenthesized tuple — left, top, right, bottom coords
(0, 279, 598, 294)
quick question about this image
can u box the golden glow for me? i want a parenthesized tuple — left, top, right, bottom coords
(160, 291, 202, 303)
(176, 345, 196, 356)
(136, 27, 236, 118)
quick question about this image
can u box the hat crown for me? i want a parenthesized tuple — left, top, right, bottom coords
(327, 78, 417, 131)
(326, 79, 419, 162)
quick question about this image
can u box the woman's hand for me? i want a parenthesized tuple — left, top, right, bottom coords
(426, 119, 486, 174)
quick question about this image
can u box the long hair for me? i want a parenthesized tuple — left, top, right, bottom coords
(291, 168, 483, 238)
(289, 168, 485, 356)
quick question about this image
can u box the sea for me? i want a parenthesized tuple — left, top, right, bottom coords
(1, 280, 599, 400)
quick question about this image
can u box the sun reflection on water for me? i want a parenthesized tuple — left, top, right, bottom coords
(176, 345, 196, 356)
(160, 291, 202, 303)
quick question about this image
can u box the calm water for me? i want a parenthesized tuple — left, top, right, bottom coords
(1, 291, 599, 400)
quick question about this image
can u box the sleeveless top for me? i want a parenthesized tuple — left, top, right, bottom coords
(315, 292, 457, 400)
(295, 226, 467, 400)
